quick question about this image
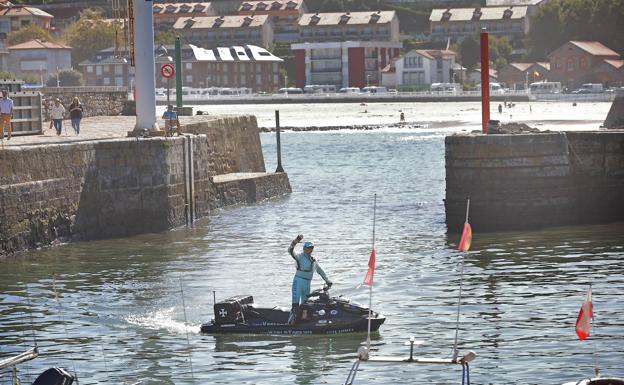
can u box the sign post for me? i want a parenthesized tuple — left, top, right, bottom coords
(161, 63, 175, 107)
(161, 63, 175, 134)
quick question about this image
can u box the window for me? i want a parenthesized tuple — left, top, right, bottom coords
(103, 77, 110, 85)
(185, 62, 193, 70)
(87, 66, 93, 73)
(257, 74, 262, 85)
(567, 59, 574, 71)
(580, 57, 587, 69)
(114, 65, 123, 75)
(185, 75, 193, 83)
(96, 66, 102, 75)
(555, 60, 561, 69)
(103, 65, 111, 72)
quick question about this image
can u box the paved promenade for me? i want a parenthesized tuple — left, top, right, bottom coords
(0, 115, 219, 147)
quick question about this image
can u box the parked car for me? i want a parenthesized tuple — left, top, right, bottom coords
(571, 88, 592, 94)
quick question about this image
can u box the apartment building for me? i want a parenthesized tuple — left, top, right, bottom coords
(237, 0, 307, 43)
(173, 15, 274, 49)
(298, 11, 399, 43)
(153, 2, 216, 31)
(429, 6, 529, 47)
(79, 44, 283, 92)
(291, 11, 400, 88)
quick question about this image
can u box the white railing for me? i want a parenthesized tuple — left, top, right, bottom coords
(154, 89, 533, 102)
(528, 93, 615, 102)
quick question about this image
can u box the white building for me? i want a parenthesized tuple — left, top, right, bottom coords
(381, 49, 457, 87)
(7, 39, 71, 81)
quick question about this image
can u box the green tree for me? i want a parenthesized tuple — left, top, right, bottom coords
(458, 35, 480, 69)
(45, 69, 84, 87)
(61, 8, 121, 67)
(155, 30, 177, 46)
(6, 24, 54, 46)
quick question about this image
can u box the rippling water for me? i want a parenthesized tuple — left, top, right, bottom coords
(1, 103, 623, 385)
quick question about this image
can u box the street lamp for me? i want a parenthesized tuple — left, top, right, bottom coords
(366, 74, 370, 88)
(285, 74, 288, 95)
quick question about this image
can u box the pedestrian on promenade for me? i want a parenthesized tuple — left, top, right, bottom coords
(50, 98, 66, 136)
(162, 104, 182, 136)
(69, 97, 84, 135)
(0, 89, 13, 141)
(287, 234, 332, 325)
(498, 104, 503, 114)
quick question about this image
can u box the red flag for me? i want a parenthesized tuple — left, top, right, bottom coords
(363, 248, 376, 286)
(575, 287, 593, 340)
(458, 223, 472, 252)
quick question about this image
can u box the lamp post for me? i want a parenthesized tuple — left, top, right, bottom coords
(366, 74, 370, 88)
(285, 74, 288, 95)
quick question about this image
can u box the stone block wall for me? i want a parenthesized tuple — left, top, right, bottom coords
(445, 131, 624, 232)
(0, 137, 212, 254)
(0, 116, 291, 257)
(41, 86, 128, 119)
(182, 115, 266, 174)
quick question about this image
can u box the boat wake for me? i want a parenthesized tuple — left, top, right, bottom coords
(125, 307, 199, 334)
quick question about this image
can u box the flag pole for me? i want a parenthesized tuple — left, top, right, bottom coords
(452, 197, 470, 361)
(366, 194, 377, 351)
(590, 283, 600, 378)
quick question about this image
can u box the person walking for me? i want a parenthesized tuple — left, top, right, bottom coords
(0, 89, 13, 140)
(68, 97, 83, 135)
(287, 234, 332, 325)
(50, 98, 66, 136)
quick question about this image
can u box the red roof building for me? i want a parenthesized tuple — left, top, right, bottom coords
(238, 0, 307, 43)
(548, 41, 623, 88)
(7, 39, 71, 81)
(0, 5, 53, 36)
(498, 61, 550, 90)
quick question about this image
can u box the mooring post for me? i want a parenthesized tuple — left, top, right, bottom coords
(480, 29, 490, 134)
(275, 110, 284, 173)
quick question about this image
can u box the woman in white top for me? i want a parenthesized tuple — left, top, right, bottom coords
(50, 99, 66, 136)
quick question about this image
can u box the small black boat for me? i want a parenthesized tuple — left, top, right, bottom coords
(200, 286, 385, 335)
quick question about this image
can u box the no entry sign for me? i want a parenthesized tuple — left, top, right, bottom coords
(161, 63, 175, 78)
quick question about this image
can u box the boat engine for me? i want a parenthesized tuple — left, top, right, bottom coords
(32, 367, 74, 385)
(213, 295, 253, 324)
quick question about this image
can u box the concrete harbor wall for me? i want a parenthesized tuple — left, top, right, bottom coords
(445, 131, 624, 232)
(0, 116, 291, 257)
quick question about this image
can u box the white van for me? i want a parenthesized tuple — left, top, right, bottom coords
(580, 83, 604, 93)
(338, 87, 361, 93)
(361, 86, 388, 94)
(529, 81, 562, 94)
(303, 84, 337, 94)
(431, 83, 462, 93)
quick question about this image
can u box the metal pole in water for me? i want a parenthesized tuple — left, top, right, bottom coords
(275, 110, 284, 172)
(480, 30, 490, 134)
(366, 194, 377, 351)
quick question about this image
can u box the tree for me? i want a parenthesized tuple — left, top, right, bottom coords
(458, 35, 480, 69)
(6, 24, 54, 46)
(458, 33, 512, 70)
(45, 69, 84, 87)
(61, 8, 121, 67)
(155, 30, 177, 46)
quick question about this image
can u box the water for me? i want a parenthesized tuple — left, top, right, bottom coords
(2, 102, 623, 385)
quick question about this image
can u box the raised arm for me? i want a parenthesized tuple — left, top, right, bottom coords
(288, 234, 303, 259)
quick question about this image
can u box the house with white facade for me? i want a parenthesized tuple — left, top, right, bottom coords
(381, 49, 457, 87)
(7, 39, 71, 81)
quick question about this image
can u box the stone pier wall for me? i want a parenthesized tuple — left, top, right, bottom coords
(0, 116, 291, 256)
(445, 131, 624, 232)
(41, 86, 128, 119)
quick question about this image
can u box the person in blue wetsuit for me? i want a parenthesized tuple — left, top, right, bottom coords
(288, 234, 332, 325)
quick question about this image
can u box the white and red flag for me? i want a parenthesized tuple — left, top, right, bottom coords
(575, 286, 593, 341)
(362, 248, 376, 286)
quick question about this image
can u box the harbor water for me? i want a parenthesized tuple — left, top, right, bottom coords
(1, 102, 623, 385)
